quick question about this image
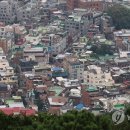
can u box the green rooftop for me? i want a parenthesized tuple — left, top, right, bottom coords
(104, 40, 113, 45)
(86, 86, 98, 92)
(32, 43, 46, 48)
(49, 86, 63, 96)
(6, 99, 15, 104)
(99, 55, 115, 61)
(80, 36, 88, 43)
(114, 104, 125, 109)
(37, 27, 48, 33)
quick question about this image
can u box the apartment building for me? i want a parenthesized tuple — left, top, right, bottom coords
(0, 52, 17, 84)
(113, 29, 130, 51)
(41, 32, 67, 55)
(0, 39, 8, 54)
(63, 55, 84, 81)
(23, 45, 48, 63)
(25, 29, 41, 45)
(67, 0, 106, 11)
(17, 1, 39, 22)
(32, 63, 51, 76)
(100, 14, 114, 34)
(24, 74, 44, 90)
(72, 42, 87, 54)
(0, 24, 26, 38)
(0, 24, 27, 55)
(65, 8, 93, 35)
(49, 67, 68, 78)
(84, 65, 114, 87)
(0, 0, 19, 24)
(38, 7, 52, 25)
(0, 25, 7, 39)
(67, 0, 78, 10)
(18, 59, 38, 72)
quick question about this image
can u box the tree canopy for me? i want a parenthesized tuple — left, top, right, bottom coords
(0, 109, 130, 130)
(90, 44, 113, 56)
(107, 4, 130, 29)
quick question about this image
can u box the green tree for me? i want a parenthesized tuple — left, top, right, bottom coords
(97, 114, 113, 130)
(90, 44, 113, 56)
(0, 109, 130, 130)
(107, 5, 130, 29)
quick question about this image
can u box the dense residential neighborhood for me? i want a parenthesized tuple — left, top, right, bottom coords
(0, 0, 130, 129)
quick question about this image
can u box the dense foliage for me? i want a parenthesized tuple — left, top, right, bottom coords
(108, 5, 130, 29)
(90, 44, 113, 56)
(0, 109, 130, 130)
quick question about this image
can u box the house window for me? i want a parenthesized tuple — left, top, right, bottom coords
(12, 77, 15, 80)
(76, 66, 79, 68)
(3, 78, 6, 80)
(80, 65, 83, 68)
(72, 66, 75, 69)
(102, 76, 105, 78)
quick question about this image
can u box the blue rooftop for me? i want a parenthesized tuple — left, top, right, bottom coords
(75, 103, 85, 110)
(51, 67, 63, 72)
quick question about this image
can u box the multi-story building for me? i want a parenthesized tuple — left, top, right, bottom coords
(63, 55, 84, 81)
(24, 74, 44, 90)
(49, 67, 68, 78)
(111, 67, 130, 83)
(23, 45, 48, 63)
(72, 42, 87, 54)
(0, 83, 11, 98)
(32, 63, 51, 76)
(67, 0, 106, 11)
(41, 32, 67, 55)
(0, 0, 19, 24)
(0, 24, 27, 38)
(0, 51, 17, 85)
(0, 25, 7, 39)
(0, 24, 27, 55)
(65, 8, 93, 35)
(100, 14, 114, 35)
(0, 39, 8, 54)
(84, 65, 114, 87)
(18, 59, 38, 72)
(113, 29, 130, 51)
(38, 7, 52, 25)
(17, 1, 39, 22)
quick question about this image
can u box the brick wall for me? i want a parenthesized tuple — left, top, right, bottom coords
(67, 0, 105, 11)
